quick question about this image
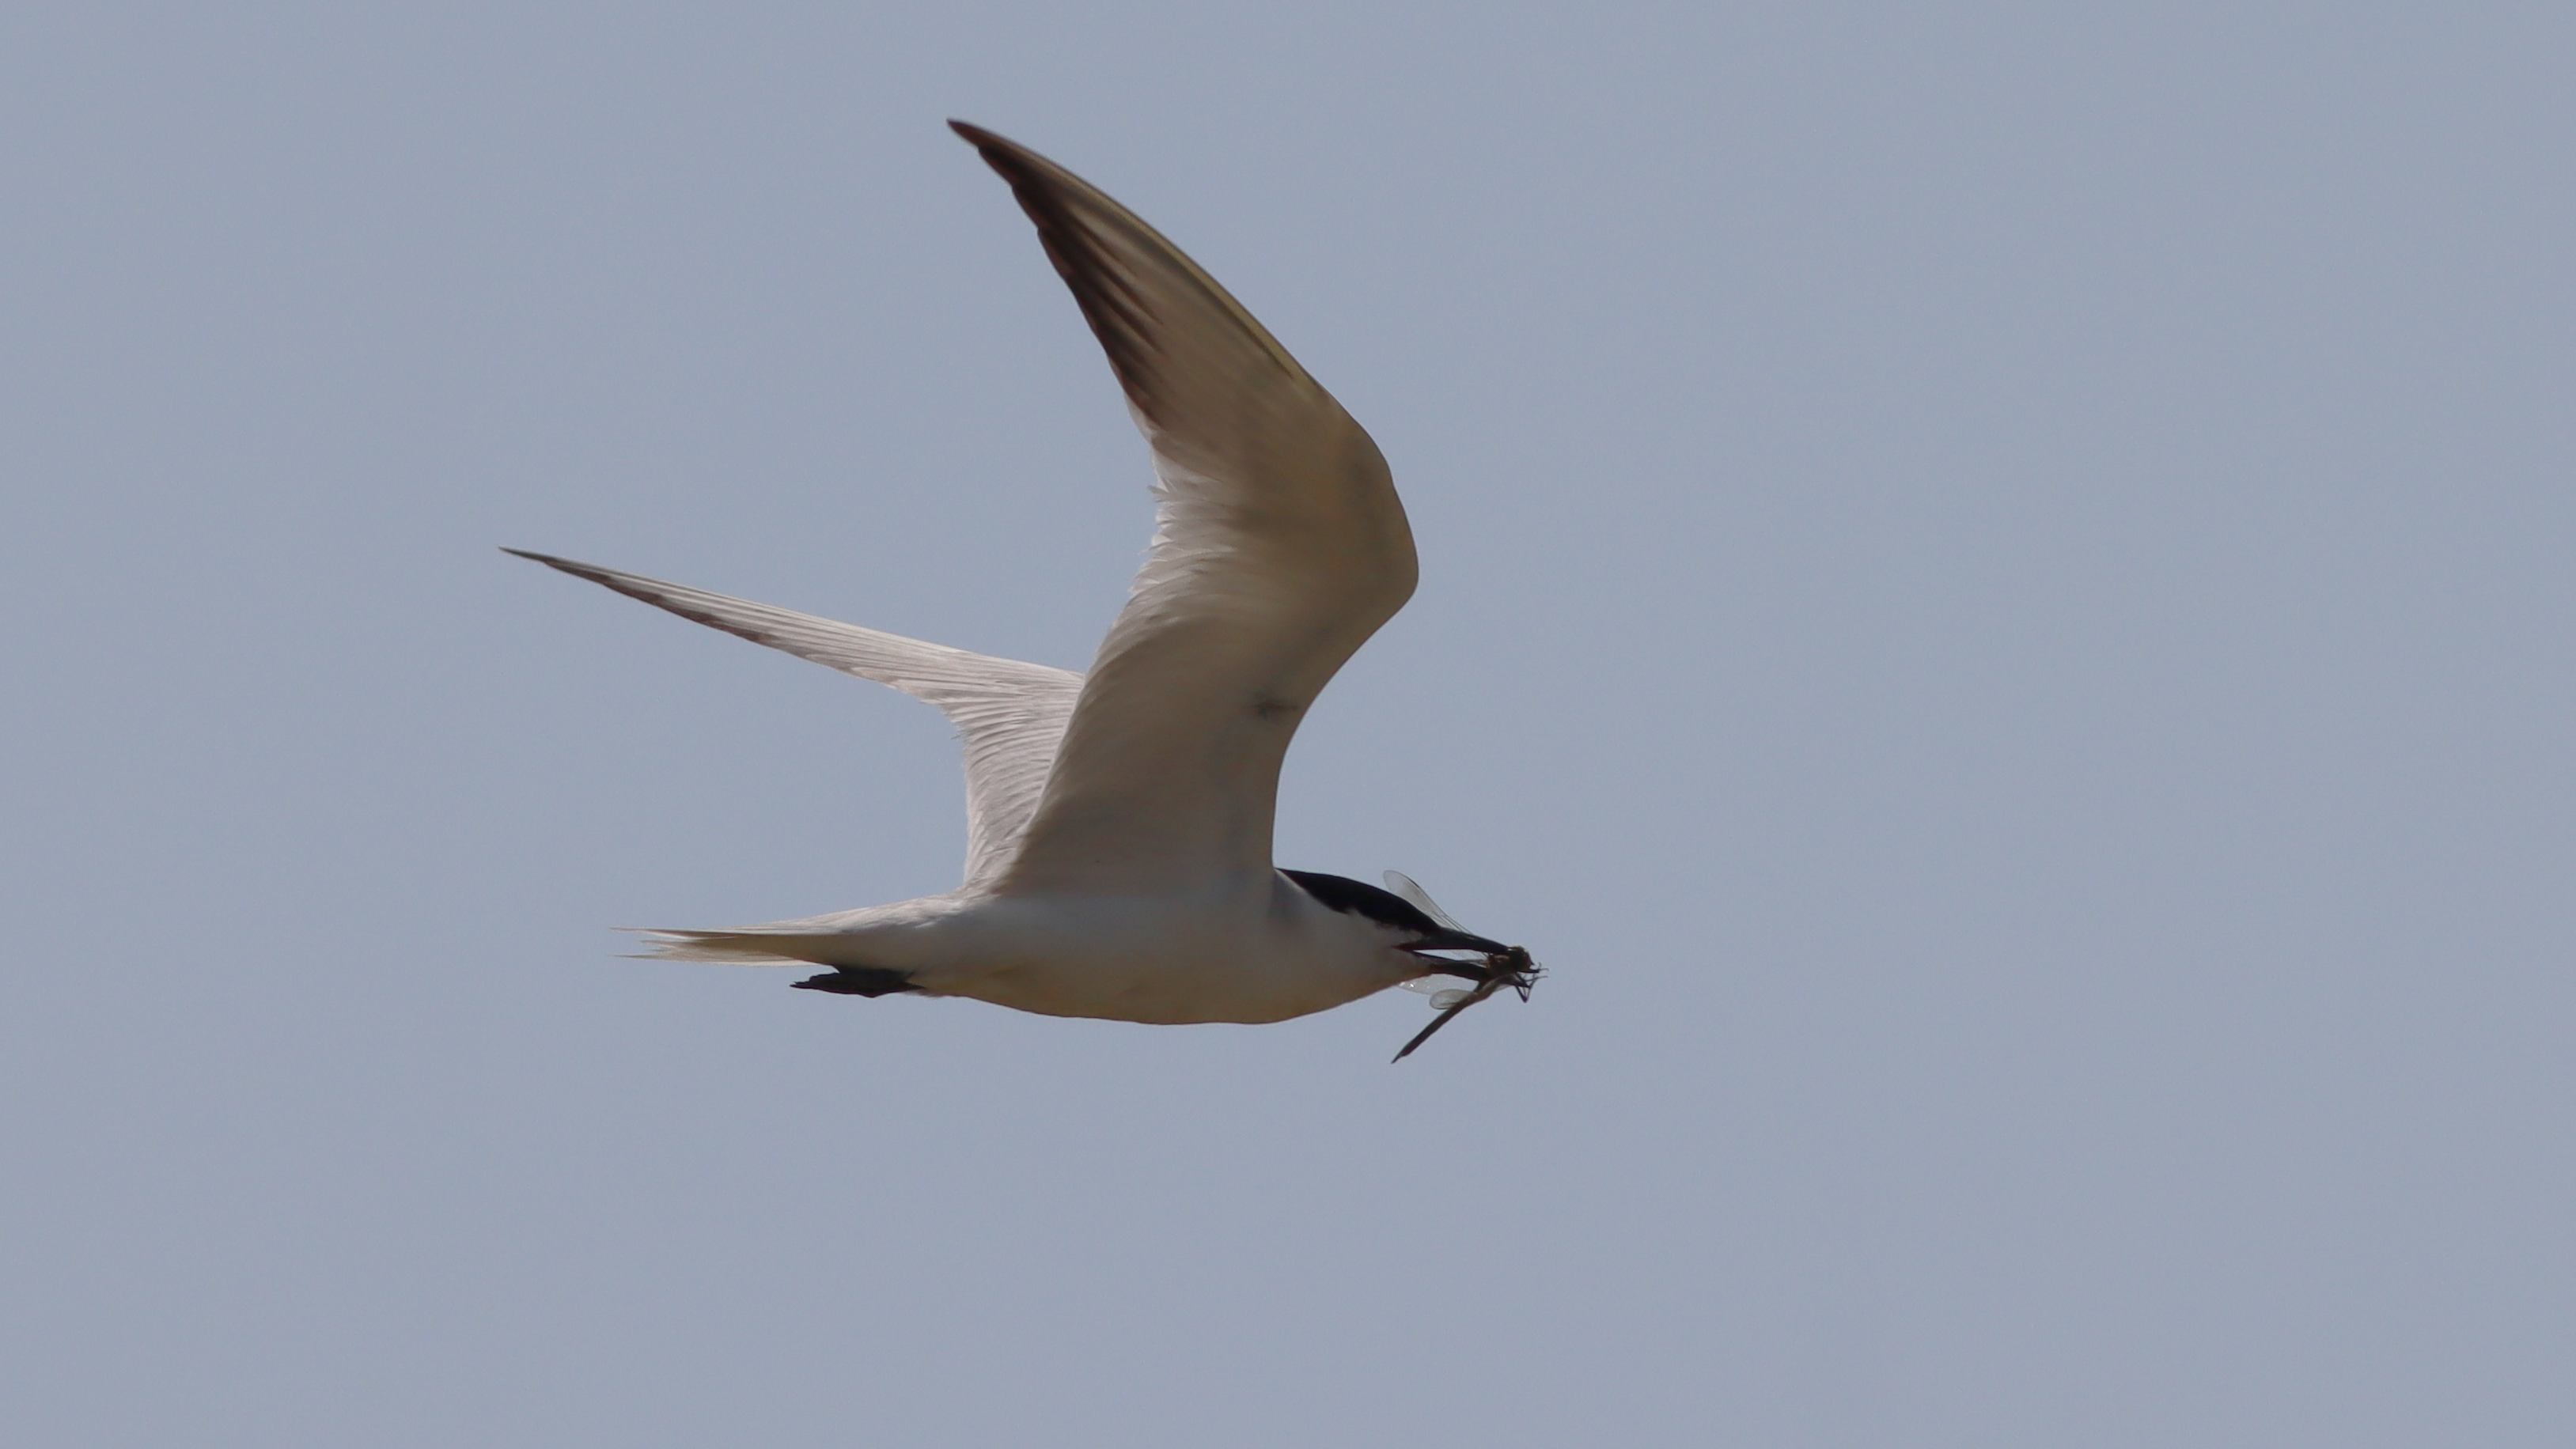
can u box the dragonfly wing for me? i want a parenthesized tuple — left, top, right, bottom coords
(1382, 870, 1468, 932)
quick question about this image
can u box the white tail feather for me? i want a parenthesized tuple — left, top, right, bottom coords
(627, 929, 838, 965)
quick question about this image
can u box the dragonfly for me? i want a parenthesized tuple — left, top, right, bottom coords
(1385, 871, 1543, 1062)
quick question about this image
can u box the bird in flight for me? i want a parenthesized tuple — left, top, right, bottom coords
(512, 122, 1537, 1061)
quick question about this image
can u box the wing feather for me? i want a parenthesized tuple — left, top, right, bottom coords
(506, 550, 1081, 886)
(949, 123, 1417, 895)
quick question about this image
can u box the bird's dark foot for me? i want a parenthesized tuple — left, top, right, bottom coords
(790, 967, 919, 997)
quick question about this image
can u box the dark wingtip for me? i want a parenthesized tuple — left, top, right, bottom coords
(948, 119, 1021, 168)
(948, 119, 1051, 193)
(502, 549, 618, 588)
(502, 547, 590, 577)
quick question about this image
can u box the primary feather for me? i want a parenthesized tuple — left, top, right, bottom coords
(952, 123, 1419, 899)
(501, 550, 1082, 887)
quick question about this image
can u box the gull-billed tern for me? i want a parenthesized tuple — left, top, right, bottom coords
(512, 122, 1538, 1059)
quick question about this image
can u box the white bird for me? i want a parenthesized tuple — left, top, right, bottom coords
(512, 122, 1536, 1059)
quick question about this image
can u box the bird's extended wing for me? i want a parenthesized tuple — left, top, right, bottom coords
(951, 123, 1417, 897)
(505, 550, 1082, 887)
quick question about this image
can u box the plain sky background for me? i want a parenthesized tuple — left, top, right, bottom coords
(6, 3, 2571, 1444)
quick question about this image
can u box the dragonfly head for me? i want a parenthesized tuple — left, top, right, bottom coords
(1489, 944, 1541, 1001)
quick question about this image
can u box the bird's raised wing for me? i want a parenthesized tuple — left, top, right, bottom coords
(951, 123, 1418, 897)
(505, 550, 1082, 887)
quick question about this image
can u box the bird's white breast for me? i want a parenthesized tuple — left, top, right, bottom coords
(802, 878, 1420, 1025)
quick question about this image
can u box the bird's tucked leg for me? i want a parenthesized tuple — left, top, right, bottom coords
(791, 967, 919, 997)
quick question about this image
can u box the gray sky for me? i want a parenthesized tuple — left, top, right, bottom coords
(6, 3, 2571, 1444)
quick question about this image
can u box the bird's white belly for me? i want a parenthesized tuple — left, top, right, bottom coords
(834, 891, 1410, 1026)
